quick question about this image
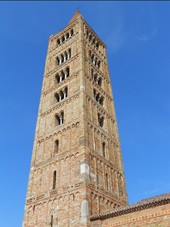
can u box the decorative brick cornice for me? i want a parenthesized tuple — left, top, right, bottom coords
(36, 121, 80, 143)
(90, 193, 170, 221)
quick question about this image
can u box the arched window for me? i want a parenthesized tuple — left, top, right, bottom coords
(61, 112, 64, 124)
(61, 36, 64, 43)
(99, 97, 104, 106)
(57, 39, 60, 45)
(55, 112, 64, 126)
(54, 140, 59, 153)
(102, 142, 106, 157)
(98, 114, 104, 127)
(56, 57, 60, 65)
(55, 74, 60, 84)
(60, 90, 64, 100)
(70, 29, 73, 36)
(94, 74, 98, 82)
(96, 93, 100, 102)
(91, 69, 94, 79)
(55, 93, 60, 103)
(66, 32, 69, 39)
(98, 61, 101, 69)
(53, 171, 56, 189)
(55, 115, 60, 126)
(106, 173, 109, 191)
(98, 77, 102, 86)
(50, 215, 53, 227)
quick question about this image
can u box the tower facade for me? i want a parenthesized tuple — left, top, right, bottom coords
(23, 11, 128, 227)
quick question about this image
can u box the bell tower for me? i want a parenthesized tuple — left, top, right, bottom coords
(23, 11, 128, 227)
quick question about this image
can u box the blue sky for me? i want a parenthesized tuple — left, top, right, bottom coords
(0, 2, 170, 226)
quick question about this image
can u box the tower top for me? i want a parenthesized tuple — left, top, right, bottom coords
(68, 10, 82, 25)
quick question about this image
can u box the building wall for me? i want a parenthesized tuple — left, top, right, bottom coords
(23, 13, 128, 227)
(91, 203, 170, 227)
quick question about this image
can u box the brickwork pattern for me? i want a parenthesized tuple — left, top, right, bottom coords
(23, 12, 127, 227)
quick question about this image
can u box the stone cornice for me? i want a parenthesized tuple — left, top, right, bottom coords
(26, 182, 84, 206)
(36, 121, 80, 143)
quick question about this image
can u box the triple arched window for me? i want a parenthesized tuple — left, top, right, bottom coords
(57, 29, 73, 46)
(94, 89, 104, 106)
(55, 67, 69, 84)
(54, 87, 68, 103)
(89, 51, 100, 69)
(85, 27, 100, 50)
(56, 48, 71, 66)
(91, 69, 102, 86)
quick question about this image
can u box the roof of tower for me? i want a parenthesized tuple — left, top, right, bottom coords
(68, 10, 82, 24)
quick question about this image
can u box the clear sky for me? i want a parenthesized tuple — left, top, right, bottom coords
(0, 2, 170, 227)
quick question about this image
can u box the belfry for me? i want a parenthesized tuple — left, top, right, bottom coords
(23, 11, 128, 227)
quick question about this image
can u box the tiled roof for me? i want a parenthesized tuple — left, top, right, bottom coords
(68, 10, 82, 25)
(90, 193, 170, 221)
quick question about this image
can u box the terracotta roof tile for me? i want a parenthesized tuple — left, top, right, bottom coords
(91, 192, 170, 221)
(68, 10, 82, 25)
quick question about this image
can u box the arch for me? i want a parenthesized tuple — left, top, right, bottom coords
(99, 96, 104, 106)
(57, 39, 60, 45)
(52, 171, 56, 189)
(61, 36, 65, 43)
(54, 140, 59, 153)
(66, 32, 69, 39)
(50, 214, 54, 227)
(56, 57, 60, 65)
(102, 142, 106, 157)
(106, 173, 109, 191)
(94, 73, 98, 82)
(54, 93, 60, 103)
(55, 114, 60, 126)
(98, 77, 102, 86)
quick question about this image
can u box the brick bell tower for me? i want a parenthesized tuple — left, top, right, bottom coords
(23, 11, 128, 227)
